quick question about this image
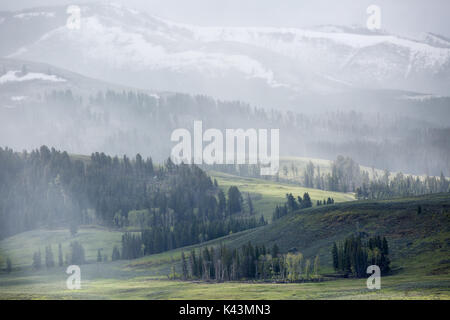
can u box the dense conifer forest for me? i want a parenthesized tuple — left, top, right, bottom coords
(0, 146, 265, 251)
(332, 235, 390, 278)
(3, 88, 450, 177)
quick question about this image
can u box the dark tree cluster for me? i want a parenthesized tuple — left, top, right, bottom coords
(31, 241, 85, 270)
(6, 257, 12, 273)
(272, 156, 449, 200)
(120, 212, 266, 259)
(69, 241, 86, 265)
(316, 197, 335, 206)
(176, 242, 318, 282)
(356, 171, 450, 200)
(0, 146, 87, 239)
(298, 156, 449, 199)
(272, 192, 313, 220)
(332, 235, 390, 278)
(0, 146, 263, 255)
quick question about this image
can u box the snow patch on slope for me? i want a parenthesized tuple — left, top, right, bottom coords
(11, 96, 27, 101)
(14, 12, 55, 19)
(0, 71, 66, 84)
(34, 16, 288, 88)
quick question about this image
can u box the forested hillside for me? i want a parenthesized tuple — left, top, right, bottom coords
(0, 146, 264, 250)
(1, 84, 449, 176)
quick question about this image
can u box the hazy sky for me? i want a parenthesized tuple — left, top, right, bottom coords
(1, 0, 449, 38)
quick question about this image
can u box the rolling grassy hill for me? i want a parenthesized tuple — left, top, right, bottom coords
(222, 193, 450, 275)
(208, 171, 355, 221)
(0, 180, 449, 299)
(104, 193, 450, 279)
(2, 192, 447, 275)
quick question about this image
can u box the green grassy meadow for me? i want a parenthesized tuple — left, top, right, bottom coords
(0, 255, 448, 300)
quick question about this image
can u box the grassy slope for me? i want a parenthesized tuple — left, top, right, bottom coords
(0, 226, 122, 268)
(209, 171, 355, 221)
(222, 193, 450, 276)
(117, 192, 449, 278)
(0, 186, 449, 299)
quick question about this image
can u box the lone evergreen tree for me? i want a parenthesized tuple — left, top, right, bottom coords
(332, 242, 339, 270)
(227, 186, 243, 215)
(217, 190, 226, 216)
(246, 193, 254, 215)
(271, 243, 279, 257)
(302, 192, 312, 208)
(45, 245, 55, 268)
(32, 249, 42, 270)
(6, 257, 12, 273)
(112, 246, 121, 261)
(314, 255, 320, 277)
(58, 243, 63, 267)
(181, 252, 188, 280)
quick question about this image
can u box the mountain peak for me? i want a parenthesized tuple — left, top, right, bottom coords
(1, 3, 449, 106)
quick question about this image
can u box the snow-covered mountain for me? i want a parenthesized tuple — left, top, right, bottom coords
(1, 3, 449, 109)
(0, 57, 139, 106)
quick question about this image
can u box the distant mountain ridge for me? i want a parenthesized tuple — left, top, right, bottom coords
(0, 3, 449, 110)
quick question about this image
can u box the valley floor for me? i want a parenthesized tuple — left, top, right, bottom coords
(0, 269, 449, 300)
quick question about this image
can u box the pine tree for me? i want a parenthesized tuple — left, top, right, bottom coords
(218, 190, 226, 216)
(246, 193, 254, 215)
(70, 241, 85, 265)
(181, 251, 188, 280)
(302, 192, 312, 208)
(332, 242, 339, 271)
(382, 237, 389, 255)
(227, 186, 242, 215)
(271, 244, 279, 258)
(58, 243, 63, 267)
(45, 245, 55, 268)
(32, 250, 42, 270)
(112, 246, 121, 261)
(190, 249, 197, 278)
(314, 255, 320, 277)
(6, 257, 12, 273)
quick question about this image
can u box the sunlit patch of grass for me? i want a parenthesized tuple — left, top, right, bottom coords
(0, 269, 448, 300)
(209, 171, 355, 221)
